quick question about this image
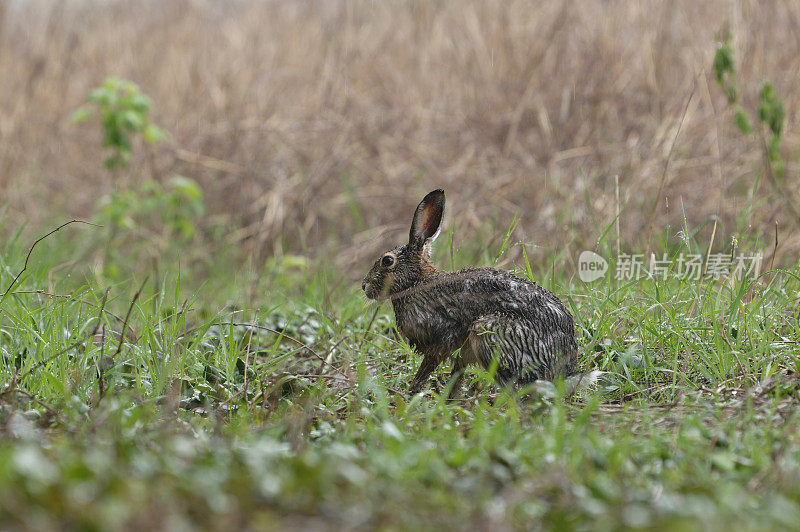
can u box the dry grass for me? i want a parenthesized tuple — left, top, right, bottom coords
(2, 0, 800, 271)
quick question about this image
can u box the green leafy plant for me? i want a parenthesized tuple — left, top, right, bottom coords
(99, 176, 204, 240)
(71, 77, 210, 280)
(95, 175, 205, 279)
(71, 77, 167, 170)
(713, 35, 786, 180)
(758, 81, 786, 179)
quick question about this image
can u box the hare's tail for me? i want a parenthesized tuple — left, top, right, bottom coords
(565, 369, 604, 396)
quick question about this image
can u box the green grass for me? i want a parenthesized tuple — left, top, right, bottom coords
(1, 222, 799, 530)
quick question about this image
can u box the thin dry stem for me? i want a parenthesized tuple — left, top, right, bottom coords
(1, 1, 799, 268)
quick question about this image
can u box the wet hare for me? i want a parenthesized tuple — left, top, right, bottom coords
(363, 189, 592, 397)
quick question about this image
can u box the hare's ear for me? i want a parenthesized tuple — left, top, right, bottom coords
(409, 189, 445, 249)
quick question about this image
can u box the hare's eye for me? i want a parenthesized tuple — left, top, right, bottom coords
(381, 255, 395, 268)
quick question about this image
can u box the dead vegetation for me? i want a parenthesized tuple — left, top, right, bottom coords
(1, 0, 799, 271)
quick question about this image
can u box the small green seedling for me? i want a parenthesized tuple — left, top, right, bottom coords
(71, 77, 167, 170)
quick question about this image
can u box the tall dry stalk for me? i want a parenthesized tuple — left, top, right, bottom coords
(0, 0, 798, 272)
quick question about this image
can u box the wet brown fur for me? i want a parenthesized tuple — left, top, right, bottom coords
(362, 190, 579, 397)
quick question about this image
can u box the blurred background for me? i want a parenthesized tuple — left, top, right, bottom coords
(2, 0, 799, 283)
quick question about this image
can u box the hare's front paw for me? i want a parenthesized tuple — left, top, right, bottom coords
(408, 356, 439, 396)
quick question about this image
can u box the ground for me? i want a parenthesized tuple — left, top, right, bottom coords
(0, 222, 798, 530)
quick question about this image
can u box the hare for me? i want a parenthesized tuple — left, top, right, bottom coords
(362, 189, 595, 398)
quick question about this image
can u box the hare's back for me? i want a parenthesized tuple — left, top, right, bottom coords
(426, 268, 572, 323)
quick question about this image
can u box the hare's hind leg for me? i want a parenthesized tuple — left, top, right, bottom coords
(468, 314, 554, 386)
(446, 361, 466, 401)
